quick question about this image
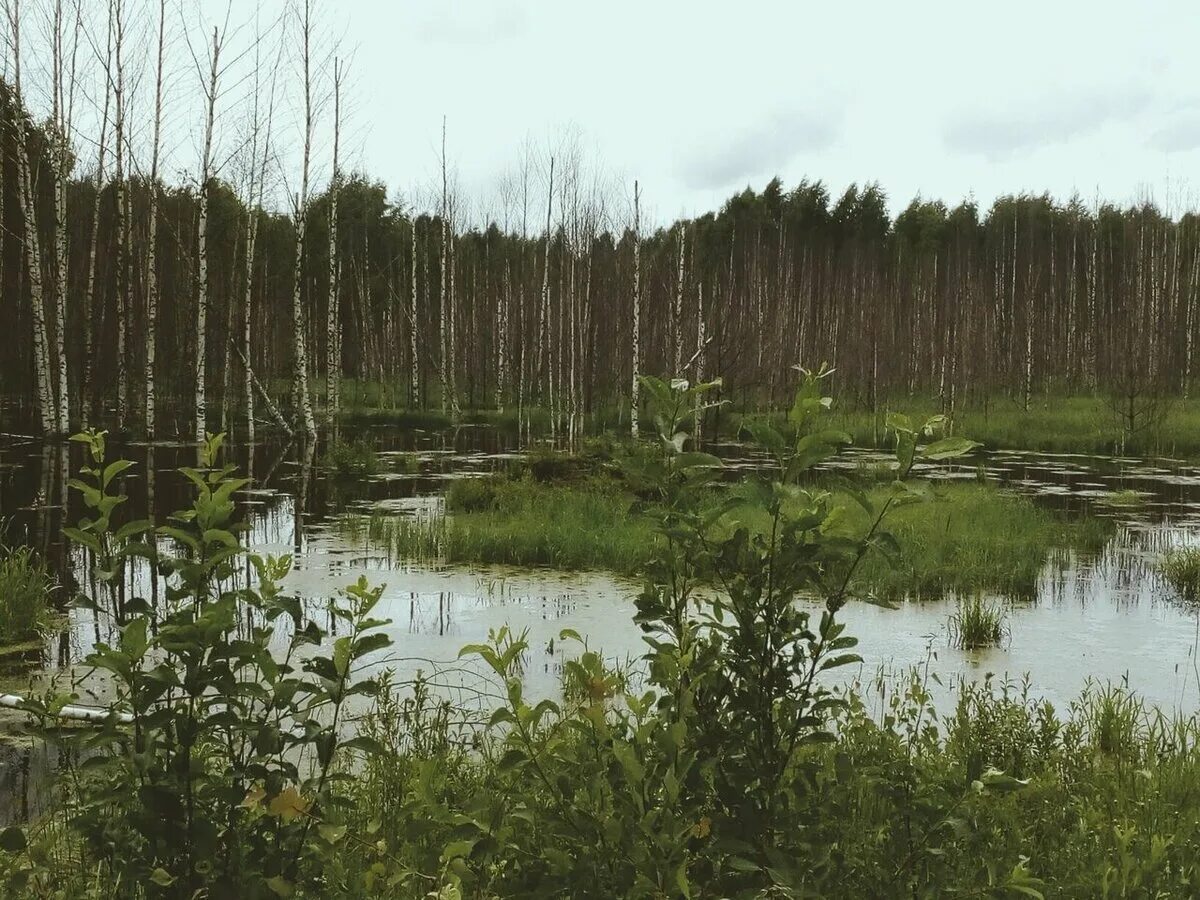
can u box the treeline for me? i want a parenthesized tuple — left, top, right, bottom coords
(2, 35, 1196, 439)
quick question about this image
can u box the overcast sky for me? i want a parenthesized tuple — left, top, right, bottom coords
(331, 0, 1200, 223)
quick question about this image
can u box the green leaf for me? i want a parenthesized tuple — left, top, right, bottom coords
(149, 868, 174, 887)
(266, 875, 295, 897)
(919, 437, 982, 461)
(318, 823, 348, 845)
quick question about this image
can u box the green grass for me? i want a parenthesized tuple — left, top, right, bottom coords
(845, 483, 1114, 600)
(345, 470, 1112, 596)
(947, 595, 1008, 648)
(0, 546, 53, 645)
(816, 393, 1200, 459)
(322, 438, 381, 476)
(1158, 546, 1200, 598)
(357, 476, 658, 573)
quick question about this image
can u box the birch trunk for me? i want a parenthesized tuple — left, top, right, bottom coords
(50, 0, 71, 433)
(631, 180, 641, 438)
(6, 0, 56, 434)
(145, 0, 165, 438)
(325, 58, 342, 428)
(410, 216, 419, 406)
(291, 0, 317, 438)
(113, 0, 128, 430)
(195, 26, 220, 444)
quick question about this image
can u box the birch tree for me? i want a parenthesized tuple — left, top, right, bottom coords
(290, 0, 317, 438)
(631, 180, 641, 437)
(325, 56, 342, 428)
(144, 0, 165, 437)
(5, 0, 57, 433)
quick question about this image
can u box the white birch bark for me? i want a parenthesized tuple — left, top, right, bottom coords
(144, 0, 165, 438)
(631, 180, 641, 437)
(291, 0, 317, 438)
(325, 57, 342, 428)
(195, 26, 220, 444)
(409, 214, 419, 406)
(6, 0, 56, 434)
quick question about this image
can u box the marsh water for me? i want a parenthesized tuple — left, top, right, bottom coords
(5, 423, 1200, 727)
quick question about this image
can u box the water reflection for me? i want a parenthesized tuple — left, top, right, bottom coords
(3, 430, 1200, 719)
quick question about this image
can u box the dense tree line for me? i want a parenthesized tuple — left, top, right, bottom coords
(1, 13, 1195, 439)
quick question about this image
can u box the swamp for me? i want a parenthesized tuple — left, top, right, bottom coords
(5, 0, 1200, 896)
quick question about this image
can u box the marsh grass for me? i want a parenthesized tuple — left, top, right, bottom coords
(322, 438, 381, 476)
(947, 595, 1008, 648)
(350, 468, 1110, 597)
(844, 483, 1113, 600)
(0, 546, 53, 645)
(1158, 546, 1200, 598)
(1096, 488, 1147, 508)
(359, 476, 657, 573)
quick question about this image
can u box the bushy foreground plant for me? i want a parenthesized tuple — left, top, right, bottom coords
(336, 371, 997, 898)
(1, 431, 392, 898)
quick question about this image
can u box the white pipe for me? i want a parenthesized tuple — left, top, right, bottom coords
(0, 693, 133, 724)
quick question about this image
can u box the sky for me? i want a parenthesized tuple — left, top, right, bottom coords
(334, 0, 1200, 224)
(15, 0, 1200, 227)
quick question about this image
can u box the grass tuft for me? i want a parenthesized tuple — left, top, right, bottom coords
(947, 595, 1008, 648)
(0, 546, 53, 645)
(1158, 546, 1200, 598)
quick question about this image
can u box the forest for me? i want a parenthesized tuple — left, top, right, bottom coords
(0, 0, 1196, 442)
(4, 1, 1200, 898)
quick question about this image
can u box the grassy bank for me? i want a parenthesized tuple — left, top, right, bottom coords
(335, 673, 1200, 899)
(821, 394, 1200, 458)
(345, 472, 1112, 597)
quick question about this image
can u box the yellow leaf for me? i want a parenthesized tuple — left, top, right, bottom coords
(268, 785, 310, 822)
(691, 816, 711, 839)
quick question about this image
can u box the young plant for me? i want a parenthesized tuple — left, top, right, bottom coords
(12, 431, 392, 898)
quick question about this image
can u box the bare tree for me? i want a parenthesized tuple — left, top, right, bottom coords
(631, 180, 641, 437)
(290, 0, 317, 438)
(324, 56, 342, 428)
(5, 0, 57, 433)
(144, 0, 165, 437)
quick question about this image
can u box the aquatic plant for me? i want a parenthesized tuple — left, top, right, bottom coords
(1158, 545, 1200, 598)
(0, 546, 53, 645)
(947, 595, 1008, 648)
(322, 437, 381, 476)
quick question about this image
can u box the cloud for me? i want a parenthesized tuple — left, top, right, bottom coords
(415, 3, 528, 44)
(1149, 114, 1200, 152)
(680, 107, 841, 191)
(942, 86, 1151, 161)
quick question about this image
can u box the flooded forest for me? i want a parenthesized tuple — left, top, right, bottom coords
(3, 0, 1200, 897)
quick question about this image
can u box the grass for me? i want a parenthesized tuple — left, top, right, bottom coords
(815, 393, 1200, 459)
(844, 483, 1113, 600)
(1158, 546, 1200, 598)
(727, 393, 1200, 459)
(357, 476, 658, 573)
(322, 438, 381, 477)
(344, 468, 1113, 597)
(1096, 488, 1147, 508)
(947, 595, 1008, 648)
(0, 546, 53, 645)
